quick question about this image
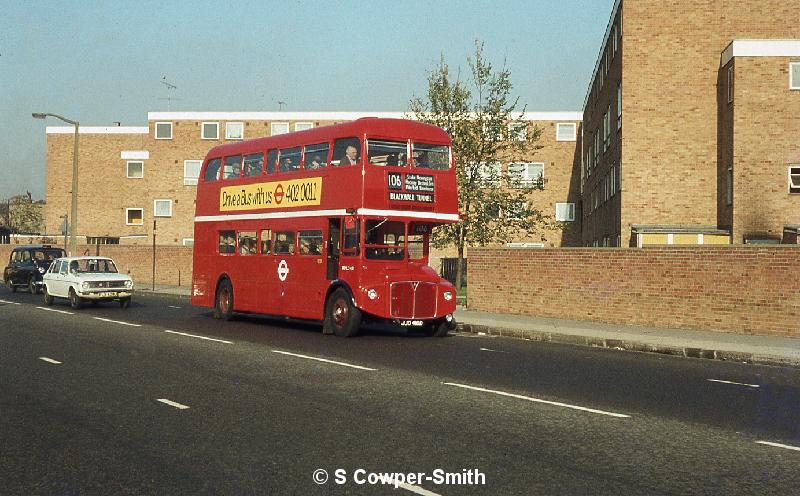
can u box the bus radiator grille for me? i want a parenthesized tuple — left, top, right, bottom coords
(390, 282, 438, 319)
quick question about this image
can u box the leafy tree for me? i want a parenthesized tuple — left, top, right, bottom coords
(410, 40, 548, 290)
(5, 193, 44, 234)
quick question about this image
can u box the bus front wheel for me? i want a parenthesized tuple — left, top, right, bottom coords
(324, 288, 361, 337)
(213, 279, 235, 320)
(425, 319, 450, 337)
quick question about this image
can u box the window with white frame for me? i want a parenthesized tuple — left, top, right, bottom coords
(508, 122, 527, 141)
(201, 122, 219, 140)
(593, 133, 599, 167)
(789, 166, 800, 194)
(155, 122, 172, 139)
(126, 161, 143, 179)
(271, 122, 289, 135)
(727, 66, 734, 103)
(476, 162, 501, 185)
(610, 163, 616, 195)
(727, 167, 733, 204)
(154, 199, 172, 217)
(556, 123, 577, 141)
(613, 24, 618, 53)
(555, 203, 575, 222)
(790, 62, 800, 90)
(295, 122, 313, 132)
(182, 238, 194, 247)
(603, 109, 610, 151)
(184, 160, 202, 186)
(617, 84, 622, 129)
(226, 122, 244, 140)
(506, 200, 528, 220)
(126, 208, 143, 226)
(507, 162, 544, 186)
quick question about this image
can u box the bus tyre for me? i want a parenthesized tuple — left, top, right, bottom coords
(43, 286, 53, 306)
(324, 288, 361, 337)
(69, 288, 83, 310)
(213, 279, 235, 320)
(425, 319, 450, 338)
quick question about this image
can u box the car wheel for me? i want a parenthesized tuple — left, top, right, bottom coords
(213, 279, 234, 320)
(69, 288, 83, 310)
(323, 288, 361, 337)
(119, 297, 131, 309)
(28, 277, 38, 295)
(6, 277, 16, 293)
(43, 286, 54, 306)
(424, 319, 450, 338)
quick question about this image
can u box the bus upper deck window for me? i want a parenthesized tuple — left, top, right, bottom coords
(368, 139, 408, 167)
(203, 158, 222, 182)
(279, 147, 301, 172)
(331, 138, 360, 166)
(266, 150, 278, 174)
(304, 143, 330, 170)
(243, 153, 264, 177)
(223, 156, 242, 179)
(413, 143, 450, 170)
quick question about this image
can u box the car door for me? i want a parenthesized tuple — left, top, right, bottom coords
(7, 250, 20, 284)
(44, 260, 60, 296)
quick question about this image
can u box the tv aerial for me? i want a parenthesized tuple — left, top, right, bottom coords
(159, 76, 181, 110)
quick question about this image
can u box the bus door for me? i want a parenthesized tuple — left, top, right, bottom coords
(327, 219, 341, 280)
(295, 229, 326, 319)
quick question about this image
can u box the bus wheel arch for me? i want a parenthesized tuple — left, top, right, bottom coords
(323, 284, 361, 337)
(213, 275, 235, 320)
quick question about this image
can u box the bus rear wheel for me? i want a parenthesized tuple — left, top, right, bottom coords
(213, 279, 234, 320)
(324, 288, 361, 337)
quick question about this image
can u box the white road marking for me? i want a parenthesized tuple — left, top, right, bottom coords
(443, 382, 631, 418)
(480, 347, 507, 353)
(0, 299, 21, 305)
(707, 379, 760, 388)
(756, 441, 800, 452)
(38, 357, 62, 364)
(157, 398, 190, 410)
(271, 350, 377, 371)
(168, 305, 182, 309)
(391, 479, 441, 496)
(164, 330, 232, 344)
(93, 317, 141, 327)
(36, 306, 74, 315)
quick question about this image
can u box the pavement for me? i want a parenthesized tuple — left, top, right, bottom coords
(138, 283, 800, 369)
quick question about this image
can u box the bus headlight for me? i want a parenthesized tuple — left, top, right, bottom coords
(367, 288, 378, 300)
(443, 291, 453, 301)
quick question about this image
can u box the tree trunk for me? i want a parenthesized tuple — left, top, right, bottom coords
(455, 226, 466, 291)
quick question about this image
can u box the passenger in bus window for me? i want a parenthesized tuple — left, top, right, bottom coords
(281, 157, 296, 172)
(340, 145, 358, 166)
(307, 154, 324, 170)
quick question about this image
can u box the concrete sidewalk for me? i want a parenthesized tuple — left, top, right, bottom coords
(137, 284, 800, 368)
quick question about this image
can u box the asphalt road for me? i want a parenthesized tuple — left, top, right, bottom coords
(1, 287, 799, 495)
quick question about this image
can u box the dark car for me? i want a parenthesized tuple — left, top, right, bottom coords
(3, 245, 66, 294)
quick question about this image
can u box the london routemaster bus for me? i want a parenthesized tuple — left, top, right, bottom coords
(191, 118, 459, 337)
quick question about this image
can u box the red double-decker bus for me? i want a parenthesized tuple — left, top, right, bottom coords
(191, 118, 459, 337)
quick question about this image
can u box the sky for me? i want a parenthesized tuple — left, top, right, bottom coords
(0, 0, 614, 200)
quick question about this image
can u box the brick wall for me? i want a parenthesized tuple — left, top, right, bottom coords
(0, 244, 192, 287)
(468, 246, 800, 336)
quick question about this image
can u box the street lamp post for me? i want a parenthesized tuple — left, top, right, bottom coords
(33, 113, 79, 255)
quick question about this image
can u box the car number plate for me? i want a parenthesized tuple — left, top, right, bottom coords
(99, 291, 118, 297)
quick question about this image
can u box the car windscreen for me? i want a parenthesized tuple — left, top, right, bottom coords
(33, 249, 66, 261)
(70, 259, 118, 273)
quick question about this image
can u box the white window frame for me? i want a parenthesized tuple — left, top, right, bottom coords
(154, 122, 172, 140)
(477, 162, 501, 186)
(225, 122, 244, 140)
(508, 162, 544, 184)
(556, 123, 577, 142)
(555, 203, 575, 222)
(727, 167, 733, 204)
(294, 122, 313, 132)
(153, 199, 173, 218)
(790, 62, 800, 90)
(610, 163, 616, 195)
(182, 238, 194, 247)
(183, 160, 202, 186)
(508, 122, 528, 141)
(617, 84, 622, 130)
(271, 122, 289, 135)
(201, 122, 219, 140)
(126, 160, 144, 179)
(125, 208, 144, 226)
(789, 165, 800, 194)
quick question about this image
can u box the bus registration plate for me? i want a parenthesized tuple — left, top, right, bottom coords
(398, 320, 424, 327)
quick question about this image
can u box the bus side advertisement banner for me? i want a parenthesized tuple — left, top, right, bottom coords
(219, 178, 322, 212)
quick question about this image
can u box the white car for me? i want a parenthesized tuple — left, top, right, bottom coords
(43, 256, 134, 309)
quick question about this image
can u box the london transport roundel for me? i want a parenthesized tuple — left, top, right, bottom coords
(277, 259, 289, 281)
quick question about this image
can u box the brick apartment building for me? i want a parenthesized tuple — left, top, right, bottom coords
(581, 0, 800, 247)
(43, 111, 582, 248)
